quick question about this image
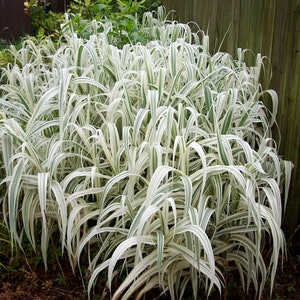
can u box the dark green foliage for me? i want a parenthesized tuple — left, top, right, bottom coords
(0, 40, 14, 81)
(24, 0, 163, 46)
(24, 1, 65, 39)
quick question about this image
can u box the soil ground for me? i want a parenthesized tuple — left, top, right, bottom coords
(0, 234, 300, 300)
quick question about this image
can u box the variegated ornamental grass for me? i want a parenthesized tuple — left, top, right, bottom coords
(0, 8, 292, 300)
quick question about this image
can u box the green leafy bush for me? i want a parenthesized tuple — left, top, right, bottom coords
(24, 0, 163, 45)
(24, 0, 64, 39)
(0, 7, 292, 300)
(0, 41, 15, 84)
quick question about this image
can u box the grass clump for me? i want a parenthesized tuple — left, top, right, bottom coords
(0, 7, 292, 300)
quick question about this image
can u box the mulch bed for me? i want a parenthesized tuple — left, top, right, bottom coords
(0, 262, 86, 300)
(1, 239, 300, 300)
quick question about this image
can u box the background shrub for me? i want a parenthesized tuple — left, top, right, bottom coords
(24, 0, 163, 45)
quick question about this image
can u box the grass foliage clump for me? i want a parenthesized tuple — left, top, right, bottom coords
(0, 7, 292, 300)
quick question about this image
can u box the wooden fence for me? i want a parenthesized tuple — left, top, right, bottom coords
(163, 0, 300, 235)
(0, 0, 31, 41)
(0, 0, 68, 41)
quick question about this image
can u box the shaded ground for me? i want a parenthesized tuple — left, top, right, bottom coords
(0, 237, 300, 300)
(0, 257, 87, 300)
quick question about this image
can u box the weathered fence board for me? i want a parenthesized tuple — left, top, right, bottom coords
(163, 0, 300, 235)
(0, 0, 31, 41)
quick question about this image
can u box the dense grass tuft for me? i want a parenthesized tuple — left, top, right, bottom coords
(0, 7, 292, 300)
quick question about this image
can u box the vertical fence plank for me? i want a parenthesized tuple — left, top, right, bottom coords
(280, 0, 300, 233)
(214, 0, 233, 53)
(0, 0, 31, 41)
(259, 1, 276, 90)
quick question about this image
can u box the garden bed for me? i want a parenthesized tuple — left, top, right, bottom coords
(1, 243, 299, 300)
